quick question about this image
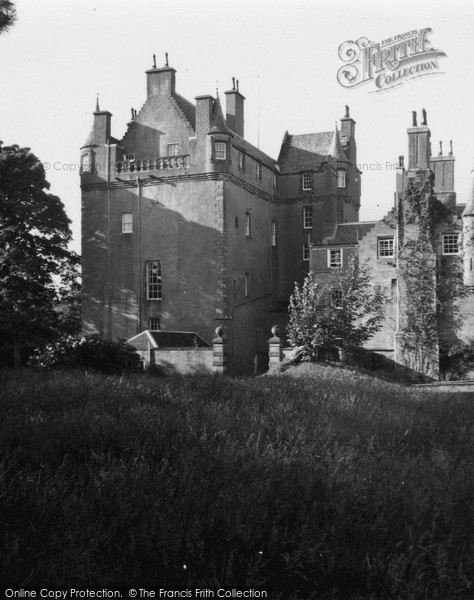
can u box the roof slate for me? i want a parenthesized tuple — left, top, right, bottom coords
(323, 222, 378, 245)
(174, 93, 196, 130)
(278, 131, 341, 172)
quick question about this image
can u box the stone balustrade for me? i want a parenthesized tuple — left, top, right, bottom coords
(116, 154, 190, 173)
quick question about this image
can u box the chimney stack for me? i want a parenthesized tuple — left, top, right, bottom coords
(224, 78, 245, 137)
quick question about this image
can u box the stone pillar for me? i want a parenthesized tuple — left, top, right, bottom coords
(212, 326, 227, 374)
(268, 325, 283, 372)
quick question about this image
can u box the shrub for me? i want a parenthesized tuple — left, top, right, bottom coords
(29, 334, 141, 374)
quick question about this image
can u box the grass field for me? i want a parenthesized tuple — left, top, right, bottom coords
(0, 365, 472, 599)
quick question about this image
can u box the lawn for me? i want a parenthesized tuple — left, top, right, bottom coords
(0, 365, 472, 599)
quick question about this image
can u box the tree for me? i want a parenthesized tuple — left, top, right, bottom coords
(288, 255, 384, 361)
(0, 1, 16, 34)
(0, 144, 79, 366)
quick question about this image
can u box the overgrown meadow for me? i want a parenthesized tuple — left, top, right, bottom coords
(0, 365, 472, 599)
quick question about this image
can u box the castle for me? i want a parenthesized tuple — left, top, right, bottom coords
(80, 59, 474, 377)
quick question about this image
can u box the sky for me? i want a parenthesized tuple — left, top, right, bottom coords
(1, 0, 473, 253)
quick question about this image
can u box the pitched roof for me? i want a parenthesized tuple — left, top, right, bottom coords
(277, 131, 339, 172)
(174, 93, 196, 129)
(127, 330, 212, 350)
(232, 132, 277, 170)
(323, 222, 379, 245)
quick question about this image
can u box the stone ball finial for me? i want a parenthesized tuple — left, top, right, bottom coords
(271, 325, 280, 337)
(215, 326, 224, 338)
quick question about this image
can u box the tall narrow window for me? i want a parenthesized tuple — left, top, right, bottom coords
(245, 272, 250, 297)
(303, 206, 313, 229)
(256, 162, 262, 180)
(214, 142, 227, 160)
(121, 212, 133, 234)
(302, 172, 312, 191)
(167, 143, 181, 156)
(271, 220, 276, 246)
(442, 234, 459, 255)
(245, 212, 251, 238)
(238, 151, 245, 170)
(303, 243, 309, 261)
(273, 172, 277, 189)
(81, 153, 90, 172)
(337, 169, 346, 188)
(148, 317, 161, 330)
(331, 289, 343, 307)
(328, 249, 342, 268)
(146, 260, 162, 300)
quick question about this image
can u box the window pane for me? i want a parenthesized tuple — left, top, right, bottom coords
(329, 249, 342, 267)
(122, 212, 133, 233)
(302, 173, 312, 190)
(148, 317, 160, 330)
(303, 207, 313, 229)
(337, 170, 346, 188)
(378, 237, 394, 257)
(215, 142, 226, 160)
(443, 234, 459, 254)
(303, 244, 309, 260)
(146, 260, 162, 300)
(167, 144, 181, 156)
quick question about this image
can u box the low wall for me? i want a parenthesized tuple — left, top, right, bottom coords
(138, 348, 214, 374)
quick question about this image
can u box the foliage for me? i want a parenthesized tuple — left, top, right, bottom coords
(398, 181, 468, 378)
(288, 255, 384, 360)
(439, 339, 474, 380)
(0, 0, 16, 34)
(0, 366, 472, 599)
(29, 334, 141, 374)
(0, 144, 79, 365)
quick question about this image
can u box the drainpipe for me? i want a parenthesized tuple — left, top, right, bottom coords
(137, 176, 143, 333)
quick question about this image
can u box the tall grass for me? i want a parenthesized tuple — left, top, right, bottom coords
(0, 365, 472, 599)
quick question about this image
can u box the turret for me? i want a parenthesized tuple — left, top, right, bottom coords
(80, 98, 112, 176)
(208, 95, 233, 167)
(462, 167, 474, 286)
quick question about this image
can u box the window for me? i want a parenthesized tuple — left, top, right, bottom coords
(121, 212, 133, 234)
(256, 162, 262, 180)
(271, 220, 276, 247)
(167, 143, 181, 156)
(273, 172, 277, 189)
(378, 237, 394, 257)
(245, 212, 251, 237)
(125, 153, 135, 162)
(303, 206, 313, 229)
(238, 151, 245, 170)
(245, 272, 250, 297)
(331, 289, 343, 307)
(328, 249, 342, 268)
(303, 243, 310, 261)
(214, 142, 226, 160)
(148, 317, 161, 330)
(81, 153, 90, 172)
(235, 216, 239, 228)
(337, 169, 346, 188)
(443, 234, 460, 255)
(302, 172, 312, 191)
(146, 260, 162, 300)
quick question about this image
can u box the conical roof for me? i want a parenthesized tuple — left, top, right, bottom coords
(208, 96, 233, 136)
(328, 126, 349, 163)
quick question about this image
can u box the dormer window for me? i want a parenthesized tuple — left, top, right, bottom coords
(214, 142, 227, 160)
(337, 169, 346, 188)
